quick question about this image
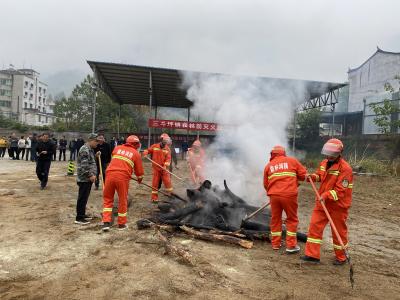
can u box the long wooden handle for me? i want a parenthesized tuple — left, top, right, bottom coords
(97, 155, 104, 191)
(145, 156, 184, 182)
(244, 202, 270, 222)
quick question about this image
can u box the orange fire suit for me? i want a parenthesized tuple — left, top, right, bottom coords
(102, 144, 144, 225)
(263, 154, 307, 248)
(187, 147, 205, 184)
(143, 143, 172, 201)
(305, 157, 353, 262)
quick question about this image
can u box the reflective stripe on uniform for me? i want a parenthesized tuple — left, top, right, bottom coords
(151, 191, 158, 194)
(328, 170, 340, 176)
(103, 208, 113, 212)
(268, 172, 297, 180)
(118, 212, 127, 217)
(329, 190, 338, 201)
(307, 237, 322, 244)
(320, 166, 326, 171)
(271, 231, 282, 237)
(286, 231, 296, 237)
(153, 148, 160, 151)
(164, 162, 170, 166)
(333, 243, 348, 250)
(112, 155, 134, 168)
(165, 187, 173, 192)
(162, 150, 169, 153)
(348, 184, 353, 189)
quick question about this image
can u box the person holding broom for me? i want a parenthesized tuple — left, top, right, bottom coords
(301, 138, 354, 265)
(101, 135, 144, 231)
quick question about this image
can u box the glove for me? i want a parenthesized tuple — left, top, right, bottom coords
(306, 174, 319, 182)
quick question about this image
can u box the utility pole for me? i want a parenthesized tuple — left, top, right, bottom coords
(292, 109, 297, 153)
(92, 86, 97, 134)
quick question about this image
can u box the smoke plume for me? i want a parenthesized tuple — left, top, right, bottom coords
(182, 72, 307, 204)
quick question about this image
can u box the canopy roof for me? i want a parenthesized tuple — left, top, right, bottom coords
(87, 60, 345, 109)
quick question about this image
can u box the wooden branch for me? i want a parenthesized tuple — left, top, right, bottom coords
(155, 228, 194, 265)
(180, 225, 253, 249)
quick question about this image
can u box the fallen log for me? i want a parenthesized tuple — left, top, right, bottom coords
(155, 227, 194, 265)
(180, 225, 253, 249)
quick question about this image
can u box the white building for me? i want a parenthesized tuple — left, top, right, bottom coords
(347, 47, 400, 134)
(0, 67, 55, 126)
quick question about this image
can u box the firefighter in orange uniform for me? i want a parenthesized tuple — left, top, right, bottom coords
(263, 145, 307, 253)
(142, 133, 173, 201)
(187, 140, 205, 184)
(102, 135, 144, 231)
(301, 138, 353, 265)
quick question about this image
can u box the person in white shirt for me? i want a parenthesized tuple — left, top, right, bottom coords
(18, 136, 26, 160)
(25, 136, 32, 161)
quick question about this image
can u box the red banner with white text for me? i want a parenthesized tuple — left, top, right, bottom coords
(148, 119, 218, 131)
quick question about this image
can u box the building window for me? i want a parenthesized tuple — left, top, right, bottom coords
(24, 81, 28, 87)
(0, 100, 11, 107)
(29, 94, 33, 100)
(39, 96, 41, 102)
(30, 103, 33, 109)
(38, 106, 41, 110)
(43, 107, 45, 112)
(43, 98, 46, 104)
(39, 115, 41, 122)
(30, 83, 33, 90)
(24, 102, 27, 108)
(43, 88, 46, 94)
(39, 87, 42, 93)
(46, 117, 48, 123)
(24, 91, 28, 98)
(0, 89, 11, 97)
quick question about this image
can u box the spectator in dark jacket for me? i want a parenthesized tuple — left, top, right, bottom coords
(36, 133, 54, 190)
(51, 135, 58, 161)
(93, 134, 111, 190)
(31, 134, 38, 161)
(59, 136, 67, 161)
(69, 138, 77, 160)
(75, 137, 85, 160)
(9, 133, 19, 160)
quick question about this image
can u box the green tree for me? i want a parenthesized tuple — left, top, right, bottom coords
(53, 75, 149, 133)
(296, 108, 322, 141)
(369, 75, 400, 134)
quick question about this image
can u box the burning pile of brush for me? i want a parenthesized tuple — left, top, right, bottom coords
(137, 180, 307, 252)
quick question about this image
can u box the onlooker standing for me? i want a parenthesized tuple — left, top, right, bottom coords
(36, 133, 54, 190)
(0, 136, 7, 158)
(69, 138, 77, 160)
(94, 134, 111, 190)
(31, 134, 38, 162)
(75, 134, 98, 225)
(110, 137, 118, 152)
(51, 135, 58, 161)
(59, 136, 67, 161)
(9, 133, 19, 160)
(75, 136, 85, 160)
(18, 136, 26, 160)
(181, 140, 189, 160)
(25, 135, 32, 161)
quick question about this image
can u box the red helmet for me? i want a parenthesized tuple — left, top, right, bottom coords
(126, 135, 141, 149)
(270, 145, 286, 156)
(321, 138, 343, 157)
(160, 133, 171, 144)
(192, 140, 201, 147)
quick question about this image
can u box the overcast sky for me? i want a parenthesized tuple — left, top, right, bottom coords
(2, 0, 400, 85)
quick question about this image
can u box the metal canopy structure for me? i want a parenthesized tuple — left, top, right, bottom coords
(87, 60, 345, 110)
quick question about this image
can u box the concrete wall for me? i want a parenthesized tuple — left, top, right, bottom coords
(348, 50, 400, 113)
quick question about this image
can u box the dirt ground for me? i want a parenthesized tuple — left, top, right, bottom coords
(0, 157, 399, 300)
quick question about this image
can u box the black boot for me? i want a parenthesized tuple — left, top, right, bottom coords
(300, 255, 320, 263)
